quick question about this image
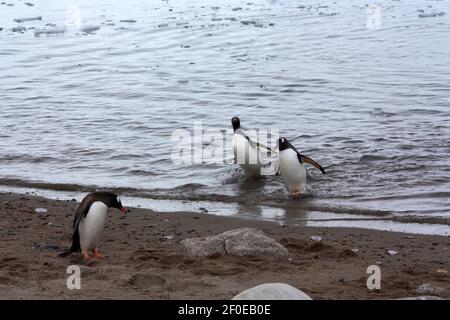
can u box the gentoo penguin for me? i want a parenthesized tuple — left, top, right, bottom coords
(278, 137, 326, 196)
(61, 192, 126, 259)
(232, 116, 275, 177)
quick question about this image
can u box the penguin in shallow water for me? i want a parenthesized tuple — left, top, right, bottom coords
(60, 192, 126, 259)
(232, 116, 275, 177)
(278, 137, 326, 196)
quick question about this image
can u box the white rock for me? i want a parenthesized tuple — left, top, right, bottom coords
(232, 283, 312, 300)
(387, 250, 398, 256)
(310, 235, 322, 242)
(397, 296, 444, 300)
(35, 208, 47, 213)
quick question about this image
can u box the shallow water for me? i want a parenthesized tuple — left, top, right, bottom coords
(1, 0, 449, 233)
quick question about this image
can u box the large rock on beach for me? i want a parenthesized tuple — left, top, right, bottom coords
(232, 283, 312, 300)
(180, 227, 289, 258)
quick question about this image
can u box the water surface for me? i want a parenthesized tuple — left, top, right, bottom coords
(1, 0, 449, 234)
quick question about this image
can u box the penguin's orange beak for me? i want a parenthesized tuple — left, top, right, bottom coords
(119, 207, 127, 215)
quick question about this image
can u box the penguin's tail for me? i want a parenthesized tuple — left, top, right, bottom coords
(58, 232, 81, 257)
(57, 245, 81, 257)
(57, 250, 72, 257)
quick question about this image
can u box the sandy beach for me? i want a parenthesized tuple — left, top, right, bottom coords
(1, 0, 449, 304)
(0, 192, 449, 300)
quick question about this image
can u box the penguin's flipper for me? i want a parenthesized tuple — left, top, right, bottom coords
(298, 154, 326, 174)
(237, 128, 277, 154)
(274, 159, 280, 176)
(256, 140, 278, 154)
(244, 135, 277, 154)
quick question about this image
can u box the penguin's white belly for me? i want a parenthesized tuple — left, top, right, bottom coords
(79, 202, 108, 251)
(233, 134, 263, 176)
(279, 149, 307, 193)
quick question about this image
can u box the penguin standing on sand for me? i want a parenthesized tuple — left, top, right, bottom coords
(60, 192, 127, 259)
(278, 137, 326, 196)
(232, 116, 275, 177)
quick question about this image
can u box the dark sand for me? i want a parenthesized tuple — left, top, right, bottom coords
(0, 192, 449, 299)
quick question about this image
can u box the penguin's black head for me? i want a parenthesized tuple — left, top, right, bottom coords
(231, 117, 240, 131)
(278, 137, 289, 151)
(112, 196, 127, 215)
(95, 192, 127, 215)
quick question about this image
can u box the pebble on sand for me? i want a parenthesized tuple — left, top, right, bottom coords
(415, 283, 445, 296)
(33, 242, 59, 251)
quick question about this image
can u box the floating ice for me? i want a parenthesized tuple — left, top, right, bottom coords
(34, 26, 66, 37)
(79, 25, 100, 33)
(12, 26, 26, 32)
(418, 12, 445, 18)
(14, 16, 42, 23)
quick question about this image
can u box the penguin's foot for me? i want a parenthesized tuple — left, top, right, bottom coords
(92, 248, 104, 258)
(82, 250, 91, 260)
(291, 191, 302, 198)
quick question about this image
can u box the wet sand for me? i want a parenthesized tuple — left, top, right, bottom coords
(0, 192, 449, 300)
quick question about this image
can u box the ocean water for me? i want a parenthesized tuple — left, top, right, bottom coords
(1, 0, 449, 234)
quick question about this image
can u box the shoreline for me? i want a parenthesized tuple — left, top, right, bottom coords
(0, 181, 449, 237)
(0, 191, 449, 299)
